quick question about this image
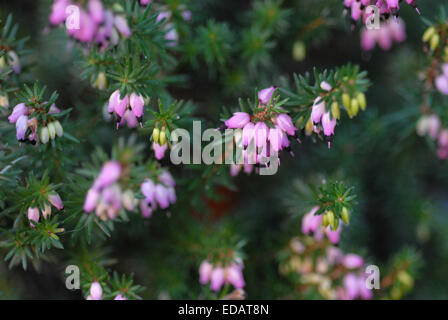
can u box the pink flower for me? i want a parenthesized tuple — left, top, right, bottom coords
(302, 206, 321, 235)
(114, 16, 131, 38)
(258, 86, 275, 105)
(15, 115, 29, 141)
(141, 179, 156, 205)
(199, 260, 213, 284)
(210, 267, 225, 291)
(153, 142, 167, 160)
(322, 112, 336, 137)
(93, 161, 122, 190)
(158, 171, 175, 188)
(49, 0, 70, 26)
(225, 264, 245, 289)
(114, 294, 127, 300)
(324, 225, 341, 244)
(343, 254, 364, 269)
(311, 97, 325, 124)
(436, 73, 448, 95)
(84, 188, 100, 212)
(27, 207, 40, 227)
(89, 281, 102, 300)
(242, 122, 255, 146)
(254, 121, 269, 148)
(48, 193, 64, 210)
(129, 92, 144, 119)
(343, 273, 359, 300)
(8, 103, 27, 123)
(268, 127, 284, 152)
(361, 29, 377, 51)
(320, 81, 332, 91)
(225, 112, 250, 129)
(140, 200, 153, 218)
(275, 113, 295, 135)
(154, 184, 170, 209)
(88, 0, 104, 24)
(140, 0, 152, 5)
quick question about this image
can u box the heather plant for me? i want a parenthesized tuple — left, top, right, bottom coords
(0, 0, 446, 300)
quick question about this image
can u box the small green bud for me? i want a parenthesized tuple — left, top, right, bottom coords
(40, 126, 50, 144)
(422, 27, 436, 42)
(430, 34, 440, 51)
(357, 93, 366, 111)
(331, 101, 340, 120)
(397, 271, 414, 288)
(342, 93, 351, 109)
(54, 121, 64, 137)
(48, 122, 56, 140)
(292, 41, 306, 62)
(322, 213, 329, 227)
(327, 210, 335, 229)
(350, 98, 359, 117)
(159, 129, 167, 146)
(153, 127, 160, 144)
(341, 207, 350, 224)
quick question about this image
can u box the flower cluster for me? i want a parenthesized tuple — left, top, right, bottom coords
(152, 125, 168, 160)
(224, 86, 297, 173)
(199, 259, 245, 292)
(27, 193, 64, 227)
(301, 206, 344, 244)
(361, 18, 406, 51)
(49, 0, 131, 48)
(279, 236, 371, 300)
(108, 90, 145, 129)
(416, 114, 448, 159)
(8, 103, 64, 144)
(344, 0, 420, 26)
(83, 161, 132, 220)
(140, 170, 176, 218)
(0, 51, 21, 74)
(308, 82, 366, 148)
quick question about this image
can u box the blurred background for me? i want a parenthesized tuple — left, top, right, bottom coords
(1, 0, 448, 299)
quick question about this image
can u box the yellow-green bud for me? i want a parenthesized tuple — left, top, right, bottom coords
(292, 41, 306, 62)
(341, 207, 350, 224)
(397, 271, 414, 288)
(93, 71, 107, 90)
(305, 118, 313, 136)
(357, 92, 367, 111)
(326, 211, 335, 229)
(0, 56, 5, 70)
(430, 34, 440, 51)
(48, 122, 56, 140)
(40, 127, 50, 144)
(322, 214, 329, 227)
(342, 93, 351, 109)
(331, 101, 340, 120)
(422, 27, 436, 42)
(54, 121, 63, 137)
(153, 127, 160, 144)
(350, 98, 359, 117)
(159, 129, 167, 146)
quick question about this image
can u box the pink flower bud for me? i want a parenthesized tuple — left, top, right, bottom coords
(8, 103, 27, 123)
(93, 161, 122, 190)
(210, 267, 225, 291)
(436, 75, 448, 95)
(343, 254, 364, 269)
(225, 112, 250, 129)
(114, 16, 131, 38)
(302, 206, 321, 235)
(89, 281, 102, 300)
(84, 188, 100, 212)
(88, 0, 104, 24)
(16, 115, 29, 141)
(155, 184, 170, 209)
(311, 97, 325, 124)
(322, 112, 336, 137)
(158, 171, 175, 188)
(275, 113, 295, 135)
(48, 193, 64, 210)
(129, 92, 144, 118)
(258, 86, 275, 105)
(254, 121, 268, 148)
(153, 142, 167, 160)
(199, 260, 213, 284)
(27, 207, 40, 227)
(226, 264, 245, 289)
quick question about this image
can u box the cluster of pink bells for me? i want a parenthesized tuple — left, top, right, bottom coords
(49, 0, 131, 48)
(299, 207, 372, 300)
(344, 0, 420, 23)
(108, 90, 145, 129)
(416, 114, 448, 160)
(199, 259, 245, 292)
(226, 86, 337, 175)
(27, 193, 64, 227)
(83, 161, 176, 220)
(8, 103, 64, 144)
(361, 18, 406, 51)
